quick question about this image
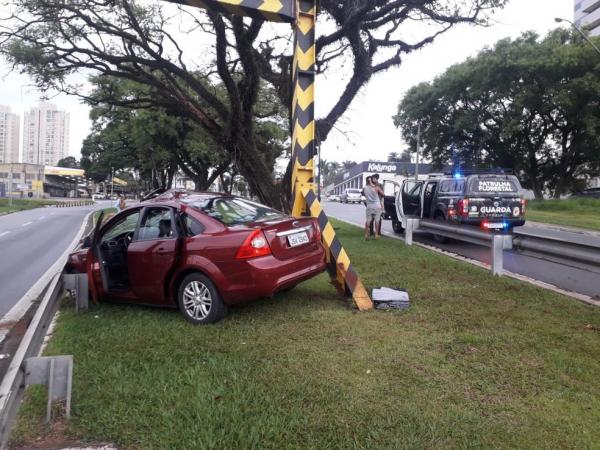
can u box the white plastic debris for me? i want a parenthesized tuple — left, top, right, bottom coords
(372, 287, 410, 310)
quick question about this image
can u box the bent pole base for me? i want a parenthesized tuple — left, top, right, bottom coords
(301, 188, 373, 311)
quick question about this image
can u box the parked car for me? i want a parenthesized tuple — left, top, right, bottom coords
(383, 170, 527, 239)
(66, 190, 326, 324)
(327, 194, 340, 202)
(92, 193, 105, 200)
(574, 187, 600, 198)
(339, 188, 363, 204)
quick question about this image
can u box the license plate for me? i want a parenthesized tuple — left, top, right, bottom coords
(486, 223, 504, 229)
(287, 231, 309, 247)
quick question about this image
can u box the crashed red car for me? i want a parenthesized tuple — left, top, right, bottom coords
(67, 190, 326, 324)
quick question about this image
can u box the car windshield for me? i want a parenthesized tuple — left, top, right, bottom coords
(187, 196, 286, 225)
(348, 189, 361, 194)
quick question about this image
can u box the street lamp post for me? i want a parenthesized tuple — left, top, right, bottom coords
(555, 17, 600, 56)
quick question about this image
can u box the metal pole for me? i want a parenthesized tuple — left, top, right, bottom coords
(415, 121, 421, 180)
(491, 235, 504, 276)
(8, 166, 13, 208)
(110, 167, 114, 205)
(555, 17, 600, 56)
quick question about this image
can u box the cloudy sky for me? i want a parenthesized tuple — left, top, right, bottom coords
(0, 0, 573, 164)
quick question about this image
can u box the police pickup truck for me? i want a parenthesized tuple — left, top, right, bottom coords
(383, 171, 527, 236)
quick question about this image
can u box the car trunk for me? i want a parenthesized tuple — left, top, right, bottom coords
(466, 196, 523, 220)
(256, 217, 321, 260)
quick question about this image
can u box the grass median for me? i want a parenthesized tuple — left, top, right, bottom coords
(527, 198, 600, 232)
(10, 220, 600, 449)
(0, 198, 56, 215)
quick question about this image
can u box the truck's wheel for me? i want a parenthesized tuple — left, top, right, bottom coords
(392, 219, 404, 234)
(433, 213, 449, 244)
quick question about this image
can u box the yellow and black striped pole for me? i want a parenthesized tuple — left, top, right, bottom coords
(164, 0, 373, 310)
(290, 1, 372, 310)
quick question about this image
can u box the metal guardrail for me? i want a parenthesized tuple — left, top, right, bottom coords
(403, 218, 600, 277)
(404, 218, 508, 276)
(512, 229, 600, 267)
(0, 273, 65, 449)
(0, 209, 95, 448)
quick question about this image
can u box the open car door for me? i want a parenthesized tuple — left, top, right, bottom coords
(383, 180, 399, 221)
(398, 179, 424, 219)
(86, 210, 108, 302)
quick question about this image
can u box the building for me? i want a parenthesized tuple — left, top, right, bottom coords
(575, 0, 600, 36)
(23, 103, 70, 166)
(0, 163, 88, 198)
(328, 161, 445, 196)
(0, 106, 20, 163)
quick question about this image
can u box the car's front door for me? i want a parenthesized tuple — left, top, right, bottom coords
(400, 180, 423, 217)
(127, 206, 180, 304)
(383, 180, 399, 220)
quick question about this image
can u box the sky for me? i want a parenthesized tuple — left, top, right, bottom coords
(0, 0, 574, 164)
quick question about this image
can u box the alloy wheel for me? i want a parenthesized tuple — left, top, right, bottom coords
(182, 280, 212, 320)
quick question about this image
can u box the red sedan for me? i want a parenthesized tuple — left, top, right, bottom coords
(67, 190, 326, 324)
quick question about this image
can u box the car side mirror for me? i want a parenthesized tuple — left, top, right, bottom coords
(81, 235, 93, 249)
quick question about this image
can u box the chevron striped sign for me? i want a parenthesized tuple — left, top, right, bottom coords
(161, 0, 374, 310)
(167, 0, 295, 22)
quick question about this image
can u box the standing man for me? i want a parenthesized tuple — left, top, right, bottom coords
(363, 175, 384, 240)
(371, 173, 384, 236)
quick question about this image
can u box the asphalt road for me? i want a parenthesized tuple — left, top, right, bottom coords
(0, 202, 104, 318)
(323, 201, 600, 299)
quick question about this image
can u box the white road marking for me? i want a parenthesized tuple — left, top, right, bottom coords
(38, 216, 46, 220)
(0, 231, 10, 238)
(22, 222, 32, 227)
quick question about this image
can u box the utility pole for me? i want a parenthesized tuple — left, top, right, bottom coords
(415, 121, 421, 180)
(110, 167, 115, 204)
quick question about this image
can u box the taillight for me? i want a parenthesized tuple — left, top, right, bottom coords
(313, 219, 322, 242)
(457, 199, 469, 217)
(235, 229, 272, 259)
(520, 199, 527, 215)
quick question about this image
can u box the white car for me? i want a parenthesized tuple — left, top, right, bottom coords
(328, 194, 340, 202)
(340, 188, 363, 204)
(92, 193, 105, 200)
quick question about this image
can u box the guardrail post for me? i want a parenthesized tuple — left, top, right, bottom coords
(405, 219, 418, 246)
(23, 356, 73, 422)
(491, 235, 504, 276)
(62, 274, 88, 312)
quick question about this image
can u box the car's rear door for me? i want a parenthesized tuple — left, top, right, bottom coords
(127, 206, 180, 304)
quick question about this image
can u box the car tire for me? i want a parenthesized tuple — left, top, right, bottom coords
(392, 219, 404, 234)
(433, 213, 449, 244)
(178, 273, 227, 325)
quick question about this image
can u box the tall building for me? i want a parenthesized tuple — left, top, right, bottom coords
(0, 106, 20, 163)
(575, 0, 600, 36)
(22, 102, 70, 166)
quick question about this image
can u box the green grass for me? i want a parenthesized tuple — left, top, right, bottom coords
(10, 220, 600, 449)
(93, 207, 118, 225)
(527, 198, 600, 232)
(0, 198, 56, 214)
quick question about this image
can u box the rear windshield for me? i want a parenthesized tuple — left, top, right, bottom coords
(188, 197, 286, 225)
(347, 189, 361, 194)
(469, 178, 519, 194)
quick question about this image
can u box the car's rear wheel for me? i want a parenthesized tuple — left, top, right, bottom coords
(178, 273, 227, 324)
(433, 212, 449, 244)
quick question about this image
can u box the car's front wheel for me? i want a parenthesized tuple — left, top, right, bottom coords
(178, 273, 227, 324)
(392, 219, 404, 234)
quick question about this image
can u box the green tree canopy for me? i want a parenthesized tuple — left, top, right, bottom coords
(0, 0, 506, 208)
(394, 29, 600, 198)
